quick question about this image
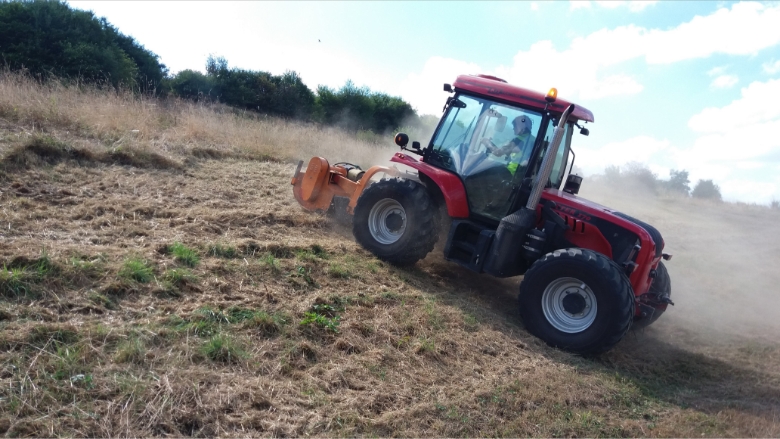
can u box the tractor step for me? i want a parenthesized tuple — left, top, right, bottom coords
(444, 220, 495, 272)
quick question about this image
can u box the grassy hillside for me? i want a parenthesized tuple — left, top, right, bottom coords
(0, 72, 778, 437)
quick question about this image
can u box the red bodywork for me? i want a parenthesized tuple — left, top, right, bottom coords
(540, 189, 662, 297)
(453, 75, 595, 123)
(392, 147, 661, 298)
(390, 153, 470, 218)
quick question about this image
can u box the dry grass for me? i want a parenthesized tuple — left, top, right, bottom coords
(0, 71, 778, 437)
(0, 71, 397, 168)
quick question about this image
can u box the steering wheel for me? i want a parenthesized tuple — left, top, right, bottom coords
(478, 137, 498, 155)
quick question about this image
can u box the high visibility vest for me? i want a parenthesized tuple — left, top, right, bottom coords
(506, 133, 529, 176)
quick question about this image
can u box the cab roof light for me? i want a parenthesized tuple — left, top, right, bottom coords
(546, 87, 558, 103)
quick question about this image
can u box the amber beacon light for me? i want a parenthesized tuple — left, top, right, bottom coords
(545, 87, 558, 103)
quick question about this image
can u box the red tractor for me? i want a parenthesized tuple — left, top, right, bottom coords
(292, 74, 672, 354)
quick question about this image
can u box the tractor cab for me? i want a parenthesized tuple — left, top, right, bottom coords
(424, 92, 574, 223)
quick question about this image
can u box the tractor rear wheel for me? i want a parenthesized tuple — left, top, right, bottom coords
(352, 178, 438, 266)
(519, 248, 634, 354)
(632, 261, 671, 330)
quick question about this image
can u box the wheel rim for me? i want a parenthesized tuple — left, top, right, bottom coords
(367, 198, 407, 245)
(541, 277, 598, 333)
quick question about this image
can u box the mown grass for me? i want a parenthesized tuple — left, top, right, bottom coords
(1, 72, 779, 438)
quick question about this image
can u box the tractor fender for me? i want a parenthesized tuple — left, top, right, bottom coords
(390, 153, 469, 218)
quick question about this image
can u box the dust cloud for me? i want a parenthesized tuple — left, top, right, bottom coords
(579, 177, 780, 345)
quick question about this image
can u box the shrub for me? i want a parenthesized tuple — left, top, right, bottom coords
(692, 179, 722, 201)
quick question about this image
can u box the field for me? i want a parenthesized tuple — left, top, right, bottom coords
(1, 73, 779, 437)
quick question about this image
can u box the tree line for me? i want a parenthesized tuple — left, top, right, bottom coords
(0, 0, 426, 135)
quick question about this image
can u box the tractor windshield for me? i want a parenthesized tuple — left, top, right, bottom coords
(428, 94, 544, 219)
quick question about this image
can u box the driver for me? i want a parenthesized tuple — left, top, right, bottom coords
(480, 115, 533, 176)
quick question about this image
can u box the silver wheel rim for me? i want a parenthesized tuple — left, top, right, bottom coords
(541, 277, 598, 333)
(367, 198, 406, 245)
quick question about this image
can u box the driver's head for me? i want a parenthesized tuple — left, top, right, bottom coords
(512, 115, 532, 135)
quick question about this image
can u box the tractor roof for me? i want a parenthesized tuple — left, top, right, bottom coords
(452, 74, 594, 123)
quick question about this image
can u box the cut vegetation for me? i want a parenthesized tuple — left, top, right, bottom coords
(0, 72, 778, 437)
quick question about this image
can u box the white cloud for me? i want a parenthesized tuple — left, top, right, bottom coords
(495, 3, 776, 100)
(707, 66, 727, 76)
(576, 1, 657, 12)
(689, 79, 780, 132)
(680, 78, 780, 203)
(764, 60, 780, 74)
(644, 2, 780, 64)
(627, 1, 658, 12)
(594, 1, 624, 9)
(710, 75, 739, 89)
(569, 1, 592, 11)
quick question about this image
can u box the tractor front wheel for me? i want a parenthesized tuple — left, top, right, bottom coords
(519, 248, 634, 354)
(632, 261, 671, 330)
(353, 178, 438, 266)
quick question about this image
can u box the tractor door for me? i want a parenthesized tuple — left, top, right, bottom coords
(509, 118, 573, 212)
(426, 94, 544, 221)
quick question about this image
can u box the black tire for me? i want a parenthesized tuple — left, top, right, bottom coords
(632, 262, 671, 330)
(519, 248, 635, 355)
(352, 178, 438, 266)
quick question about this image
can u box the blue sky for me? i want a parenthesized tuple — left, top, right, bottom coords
(68, 1, 780, 204)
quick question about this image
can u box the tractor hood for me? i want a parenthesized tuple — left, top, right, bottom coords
(541, 188, 665, 258)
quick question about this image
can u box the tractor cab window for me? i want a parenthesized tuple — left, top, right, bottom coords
(528, 119, 573, 190)
(428, 94, 543, 220)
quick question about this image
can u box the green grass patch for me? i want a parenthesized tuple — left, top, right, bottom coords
(327, 263, 352, 279)
(207, 243, 239, 259)
(228, 307, 288, 336)
(0, 250, 59, 299)
(263, 253, 281, 274)
(295, 244, 329, 262)
(0, 266, 32, 298)
(169, 242, 200, 267)
(163, 306, 284, 338)
(163, 268, 197, 286)
(301, 304, 340, 333)
(292, 265, 317, 287)
(200, 334, 246, 364)
(66, 255, 106, 281)
(164, 314, 219, 337)
(118, 257, 154, 283)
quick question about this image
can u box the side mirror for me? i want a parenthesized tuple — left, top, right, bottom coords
(579, 127, 589, 136)
(563, 174, 583, 195)
(394, 132, 409, 148)
(444, 83, 453, 92)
